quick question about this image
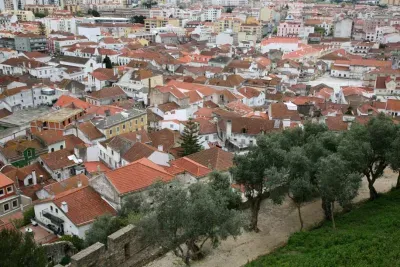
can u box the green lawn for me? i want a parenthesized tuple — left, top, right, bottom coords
(247, 190, 400, 267)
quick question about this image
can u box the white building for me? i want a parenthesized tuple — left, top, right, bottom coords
(34, 186, 116, 239)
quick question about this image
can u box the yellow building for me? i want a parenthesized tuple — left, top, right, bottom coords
(214, 18, 242, 33)
(259, 6, 274, 22)
(240, 21, 262, 41)
(96, 109, 147, 139)
(24, 5, 59, 15)
(3, 10, 35, 21)
(144, 17, 179, 32)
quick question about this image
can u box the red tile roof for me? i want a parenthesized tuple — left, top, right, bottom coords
(170, 157, 211, 178)
(0, 173, 14, 188)
(33, 130, 65, 145)
(88, 86, 126, 100)
(106, 158, 174, 194)
(54, 95, 91, 110)
(78, 121, 105, 141)
(53, 186, 116, 226)
(40, 149, 76, 170)
(386, 99, 400, 111)
(122, 142, 158, 163)
(193, 118, 218, 134)
(84, 161, 111, 174)
(43, 174, 89, 196)
(186, 147, 233, 171)
(325, 116, 348, 131)
(90, 68, 118, 81)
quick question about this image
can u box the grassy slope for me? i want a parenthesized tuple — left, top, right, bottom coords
(247, 190, 400, 267)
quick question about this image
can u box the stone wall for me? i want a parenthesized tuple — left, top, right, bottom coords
(70, 225, 164, 267)
(42, 241, 76, 265)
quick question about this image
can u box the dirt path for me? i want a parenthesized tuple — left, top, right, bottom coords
(145, 169, 398, 267)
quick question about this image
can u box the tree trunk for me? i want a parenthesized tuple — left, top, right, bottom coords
(249, 196, 262, 232)
(321, 197, 332, 220)
(331, 202, 336, 230)
(186, 240, 203, 261)
(368, 180, 378, 200)
(296, 203, 304, 231)
(396, 172, 400, 189)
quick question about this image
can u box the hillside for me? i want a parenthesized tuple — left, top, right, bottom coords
(248, 189, 400, 267)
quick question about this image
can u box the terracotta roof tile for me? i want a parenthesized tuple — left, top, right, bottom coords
(0, 172, 15, 187)
(33, 130, 65, 145)
(170, 157, 211, 178)
(325, 116, 348, 131)
(88, 86, 126, 100)
(40, 149, 76, 170)
(122, 142, 158, 163)
(90, 68, 118, 81)
(43, 174, 89, 196)
(386, 99, 400, 111)
(106, 158, 174, 194)
(148, 128, 180, 152)
(53, 186, 116, 226)
(54, 95, 91, 110)
(186, 147, 233, 171)
(270, 102, 301, 120)
(78, 121, 105, 141)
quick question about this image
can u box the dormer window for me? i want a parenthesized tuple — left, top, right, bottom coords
(6, 186, 13, 193)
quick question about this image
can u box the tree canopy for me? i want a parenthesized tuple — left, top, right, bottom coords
(338, 114, 398, 200)
(103, 55, 112, 69)
(85, 214, 124, 247)
(138, 182, 243, 266)
(0, 229, 47, 267)
(180, 118, 202, 156)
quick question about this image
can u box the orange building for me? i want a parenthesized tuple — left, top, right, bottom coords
(30, 108, 84, 136)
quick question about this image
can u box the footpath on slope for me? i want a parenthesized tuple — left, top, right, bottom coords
(145, 169, 398, 267)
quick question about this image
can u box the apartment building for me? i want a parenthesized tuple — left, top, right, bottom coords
(144, 17, 179, 31)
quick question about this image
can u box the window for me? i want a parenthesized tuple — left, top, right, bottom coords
(6, 186, 13, 193)
(51, 148, 55, 152)
(116, 127, 120, 132)
(135, 120, 138, 124)
(60, 145, 63, 149)
(4, 203, 9, 212)
(57, 173, 61, 179)
(109, 130, 113, 135)
(123, 124, 126, 130)
(50, 206, 53, 211)
(56, 208, 58, 213)
(12, 200, 18, 208)
(0, 189, 4, 196)
(28, 178, 33, 185)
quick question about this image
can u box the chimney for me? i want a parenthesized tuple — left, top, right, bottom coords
(158, 144, 163, 151)
(105, 110, 111, 117)
(255, 111, 260, 116)
(113, 67, 118, 76)
(137, 134, 141, 142)
(97, 165, 101, 172)
(39, 175, 44, 185)
(226, 119, 232, 139)
(77, 180, 82, 188)
(31, 170, 37, 185)
(61, 201, 68, 213)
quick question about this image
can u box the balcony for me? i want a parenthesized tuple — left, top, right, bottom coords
(42, 210, 64, 225)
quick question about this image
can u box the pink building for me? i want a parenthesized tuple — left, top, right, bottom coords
(277, 21, 302, 37)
